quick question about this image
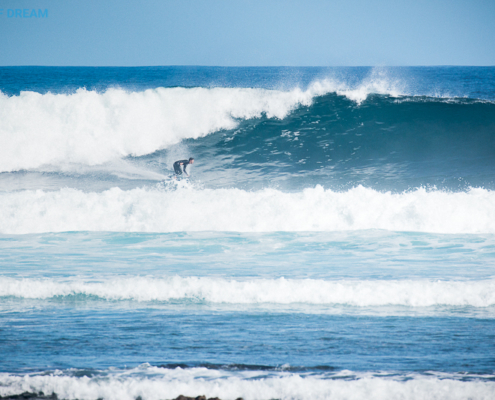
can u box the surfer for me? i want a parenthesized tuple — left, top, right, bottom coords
(173, 157, 194, 177)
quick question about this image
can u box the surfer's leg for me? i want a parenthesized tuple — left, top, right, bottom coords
(173, 163, 182, 175)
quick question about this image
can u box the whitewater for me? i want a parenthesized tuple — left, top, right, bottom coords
(2, 276, 495, 309)
(1, 185, 494, 234)
(1, 367, 495, 400)
(1, 66, 494, 400)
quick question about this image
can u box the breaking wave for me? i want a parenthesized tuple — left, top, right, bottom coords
(0, 73, 406, 173)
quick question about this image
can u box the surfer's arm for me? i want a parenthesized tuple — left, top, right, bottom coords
(183, 163, 190, 176)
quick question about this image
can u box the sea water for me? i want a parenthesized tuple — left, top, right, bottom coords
(0, 66, 494, 400)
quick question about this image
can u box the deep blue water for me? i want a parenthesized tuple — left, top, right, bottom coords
(0, 67, 494, 400)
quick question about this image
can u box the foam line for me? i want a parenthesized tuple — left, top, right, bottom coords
(0, 185, 494, 234)
(1, 367, 494, 400)
(1, 276, 494, 307)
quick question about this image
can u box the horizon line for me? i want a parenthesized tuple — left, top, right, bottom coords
(1, 64, 494, 68)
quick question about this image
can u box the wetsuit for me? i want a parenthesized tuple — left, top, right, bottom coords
(173, 160, 192, 176)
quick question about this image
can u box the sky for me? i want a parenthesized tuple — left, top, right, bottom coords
(0, 0, 494, 66)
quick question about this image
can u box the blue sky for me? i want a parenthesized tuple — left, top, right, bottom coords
(0, 0, 494, 66)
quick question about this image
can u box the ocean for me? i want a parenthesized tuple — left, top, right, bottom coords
(0, 66, 494, 400)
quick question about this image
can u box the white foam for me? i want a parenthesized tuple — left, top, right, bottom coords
(0, 185, 494, 234)
(1, 276, 494, 307)
(0, 367, 494, 400)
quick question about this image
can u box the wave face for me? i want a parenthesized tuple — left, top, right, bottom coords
(200, 93, 495, 191)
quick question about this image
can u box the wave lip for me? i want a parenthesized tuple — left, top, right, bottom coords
(0, 186, 494, 234)
(1, 366, 494, 400)
(2, 276, 495, 307)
